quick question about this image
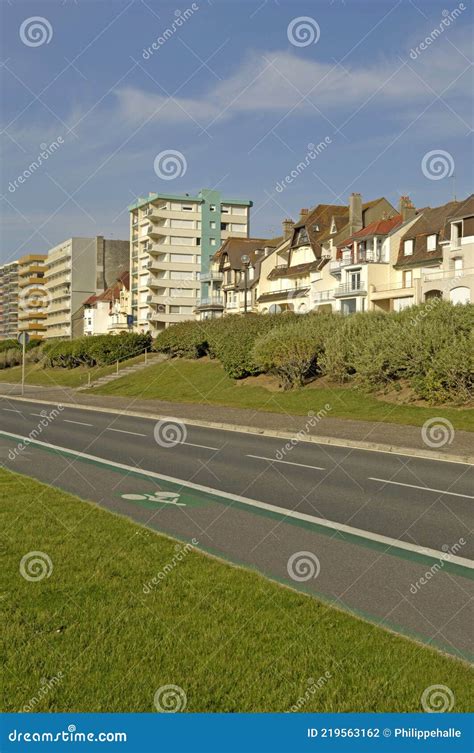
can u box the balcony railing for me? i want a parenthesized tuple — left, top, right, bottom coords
(423, 267, 474, 282)
(334, 282, 367, 297)
(312, 290, 334, 302)
(199, 271, 223, 282)
(195, 296, 224, 309)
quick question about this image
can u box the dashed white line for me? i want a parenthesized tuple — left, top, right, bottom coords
(64, 419, 94, 427)
(183, 441, 220, 451)
(369, 477, 474, 501)
(247, 454, 325, 471)
(106, 428, 147, 437)
(2, 408, 22, 413)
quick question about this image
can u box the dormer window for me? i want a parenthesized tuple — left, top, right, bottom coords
(293, 227, 309, 246)
(330, 220, 337, 234)
(427, 234, 437, 251)
(403, 239, 414, 256)
(451, 221, 463, 247)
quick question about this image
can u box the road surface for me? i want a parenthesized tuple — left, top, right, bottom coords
(1, 395, 472, 659)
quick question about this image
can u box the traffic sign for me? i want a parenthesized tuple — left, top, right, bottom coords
(17, 332, 30, 346)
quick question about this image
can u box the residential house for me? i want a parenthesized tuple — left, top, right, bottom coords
(310, 193, 400, 314)
(198, 237, 280, 318)
(390, 195, 474, 309)
(83, 271, 131, 335)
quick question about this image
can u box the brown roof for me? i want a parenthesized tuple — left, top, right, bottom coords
(395, 198, 470, 267)
(84, 270, 129, 306)
(445, 194, 474, 221)
(213, 237, 277, 270)
(268, 260, 321, 279)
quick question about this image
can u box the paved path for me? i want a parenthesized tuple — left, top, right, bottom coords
(0, 382, 473, 460)
(1, 396, 472, 659)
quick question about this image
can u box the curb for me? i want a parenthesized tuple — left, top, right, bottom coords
(2, 393, 473, 465)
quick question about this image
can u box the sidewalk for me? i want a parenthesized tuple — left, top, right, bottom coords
(1, 381, 473, 461)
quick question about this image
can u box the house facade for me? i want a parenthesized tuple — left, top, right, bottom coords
(83, 271, 131, 336)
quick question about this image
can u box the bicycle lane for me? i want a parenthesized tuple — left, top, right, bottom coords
(1, 433, 473, 661)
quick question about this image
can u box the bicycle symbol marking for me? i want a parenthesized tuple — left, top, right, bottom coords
(121, 492, 186, 507)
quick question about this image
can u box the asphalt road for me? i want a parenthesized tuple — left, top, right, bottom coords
(1, 395, 473, 658)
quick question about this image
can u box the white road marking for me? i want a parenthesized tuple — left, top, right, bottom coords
(2, 428, 471, 571)
(106, 428, 147, 437)
(247, 454, 325, 471)
(369, 477, 474, 501)
(30, 412, 46, 417)
(64, 419, 94, 427)
(183, 441, 220, 451)
(2, 408, 22, 413)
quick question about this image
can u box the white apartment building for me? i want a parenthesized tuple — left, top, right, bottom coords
(44, 236, 129, 339)
(129, 189, 252, 333)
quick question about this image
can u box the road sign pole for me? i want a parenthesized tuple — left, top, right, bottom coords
(21, 336, 26, 396)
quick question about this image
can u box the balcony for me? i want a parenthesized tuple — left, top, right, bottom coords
(312, 290, 334, 303)
(199, 271, 223, 283)
(423, 267, 474, 282)
(258, 286, 310, 303)
(334, 282, 367, 297)
(195, 296, 224, 311)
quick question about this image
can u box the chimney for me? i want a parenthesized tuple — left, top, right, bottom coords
(399, 195, 416, 223)
(349, 193, 363, 234)
(300, 208, 309, 218)
(282, 218, 294, 240)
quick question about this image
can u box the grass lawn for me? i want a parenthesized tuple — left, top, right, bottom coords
(93, 358, 474, 431)
(0, 354, 147, 389)
(1, 468, 472, 713)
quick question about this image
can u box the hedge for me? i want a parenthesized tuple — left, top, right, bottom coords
(42, 332, 152, 369)
(154, 303, 473, 404)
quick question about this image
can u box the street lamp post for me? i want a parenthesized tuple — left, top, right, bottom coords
(241, 254, 250, 314)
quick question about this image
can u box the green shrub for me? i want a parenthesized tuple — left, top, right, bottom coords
(42, 333, 152, 369)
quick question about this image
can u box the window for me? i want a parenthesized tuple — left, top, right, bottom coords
(170, 271, 194, 280)
(404, 240, 414, 256)
(427, 234, 437, 251)
(210, 238, 216, 246)
(170, 236, 191, 246)
(451, 221, 463, 247)
(403, 270, 413, 287)
(221, 223, 229, 231)
(454, 258, 463, 273)
(196, 238, 201, 246)
(210, 221, 216, 229)
(221, 206, 230, 214)
(182, 205, 193, 211)
(294, 227, 309, 246)
(170, 305, 194, 314)
(230, 224, 246, 232)
(170, 288, 194, 298)
(232, 206, 246, 216)
(209, 204, 216, 212)
(170, 219, 194, 229)
(170, 253, 193, 263)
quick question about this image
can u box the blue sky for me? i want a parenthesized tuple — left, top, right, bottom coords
(1, 0, 473, 262)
